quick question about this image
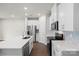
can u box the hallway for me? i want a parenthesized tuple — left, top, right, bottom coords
(30, 42, 49, 56)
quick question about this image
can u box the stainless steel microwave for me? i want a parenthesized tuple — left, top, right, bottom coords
(51, 21, 58, 30)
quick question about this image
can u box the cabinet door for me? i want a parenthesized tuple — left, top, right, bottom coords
(51, 4, 57, 22)
(58, 3, 73, 31)
(22, 42, 29, 56)
(29, 37, 33, 54)
(49, 4, 58, 30)
(53, 4, 57, 22)
(58, 4, 64, 31)
(49, 16, 53, 30)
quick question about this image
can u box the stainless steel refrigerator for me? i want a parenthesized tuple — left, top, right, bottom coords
(27, 25, 39, 42)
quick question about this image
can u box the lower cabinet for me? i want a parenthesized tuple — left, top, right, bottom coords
(22, 38, 33, 56)
(29, 38, 33, 54)
(22, 42, 29, 56)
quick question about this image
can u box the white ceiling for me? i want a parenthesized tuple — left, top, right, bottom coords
(0, 3, 53, 19)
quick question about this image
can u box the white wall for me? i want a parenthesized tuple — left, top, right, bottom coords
(39, 16, 47, 45)
(1, 18, 25, 40)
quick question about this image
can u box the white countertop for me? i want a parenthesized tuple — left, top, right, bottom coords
(0, 36, 32, 49)
(52, 40, 79, 51)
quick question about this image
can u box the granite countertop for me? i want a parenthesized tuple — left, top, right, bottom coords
(0, 36, 32, 49)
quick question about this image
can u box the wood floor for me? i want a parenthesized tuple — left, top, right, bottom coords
(30, 42, 49, 56)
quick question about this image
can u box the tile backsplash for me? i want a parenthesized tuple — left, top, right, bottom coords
(63, 31, 79, 40)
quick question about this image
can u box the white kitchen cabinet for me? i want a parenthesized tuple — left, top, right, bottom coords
(53, 4, 57, 22)
(58, 3, 73, 31)
(49, 3, 74, 31)
(51, 4, 57, 22)
(73, 4, 79, 31)
(29, 36, 33, 54)
(49, 3, 79, 31)
(49, 16, 53, 30)
(22, 41, 29, 56)
(49, 4, 58, 30)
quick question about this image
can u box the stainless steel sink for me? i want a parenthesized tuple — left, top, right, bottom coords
(23, 36, 30, 39)
(0, 40, 4, 42)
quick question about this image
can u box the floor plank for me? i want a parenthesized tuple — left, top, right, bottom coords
(30, 42, 49, 56)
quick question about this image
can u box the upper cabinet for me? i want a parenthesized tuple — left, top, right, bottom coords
(58, 3, 73, 31)
(49, 4, 58, 30)
(49, 3, 79, 31)
(51, 4, 57, 22)
(73, 4, 79, 31)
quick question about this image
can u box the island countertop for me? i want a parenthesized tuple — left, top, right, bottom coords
(0, 36, 33, 49)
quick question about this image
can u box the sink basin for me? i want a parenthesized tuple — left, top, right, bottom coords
(0, 40, 4, 42)
(23, 36, 30, 39)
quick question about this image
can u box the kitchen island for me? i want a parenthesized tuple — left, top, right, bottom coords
(0, 36, 33, 56)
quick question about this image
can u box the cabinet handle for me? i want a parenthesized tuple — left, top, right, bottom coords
(62, 24, 64, 29)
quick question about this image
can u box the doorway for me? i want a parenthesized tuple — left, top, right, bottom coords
(27, 19, 39, 43)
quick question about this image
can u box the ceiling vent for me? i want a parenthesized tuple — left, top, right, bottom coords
(27, 17, 39, 20)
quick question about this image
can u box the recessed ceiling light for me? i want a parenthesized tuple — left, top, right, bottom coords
(24, 7, 28, 10)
